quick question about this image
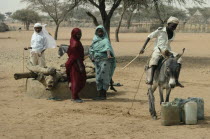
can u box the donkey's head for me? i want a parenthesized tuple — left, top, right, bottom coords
(159, 48, 185, 88)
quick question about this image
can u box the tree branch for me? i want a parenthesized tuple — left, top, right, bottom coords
(153, 0, 164, 24)
(37, 0, 57, 22)
(88, 0, 100, 8)
(86, 11, 99, 26)
(98, 0, 107, 22)
(59, 1, 79, 23)
(108, 0, 122, 18)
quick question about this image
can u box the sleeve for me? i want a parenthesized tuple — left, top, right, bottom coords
(65, 60, 71, 82)
(148, 29, 159, 39)
(43, 36, 48, 49)
(89, 44, 94, 60)
(30, 35, 35, 48)
(103, 39, 111, 52)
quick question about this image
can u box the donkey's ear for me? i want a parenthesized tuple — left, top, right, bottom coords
(176, 48, 185, 60)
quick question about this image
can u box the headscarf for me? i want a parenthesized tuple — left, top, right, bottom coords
(167, 16, 179, 24)
(66, 28, 84, 68)
(65, 28, 86, 84)
(34, 23, 42, 28)
(89, 25, 116, 78)
(70, 28, 82, 44)
(89, 25, 115, 59)
(31, 23, 56, 50)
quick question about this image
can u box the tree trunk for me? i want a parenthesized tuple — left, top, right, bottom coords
(103, 18, 111, 39)
(26, 22, 30, 31)
(127, 11, 134, 29)
(54, 23, 60, 40)
(23, 22, 26, 29)
(115, 8, 126, 42)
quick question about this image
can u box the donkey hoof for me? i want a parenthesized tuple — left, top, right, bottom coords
(152, 116, 157, 120)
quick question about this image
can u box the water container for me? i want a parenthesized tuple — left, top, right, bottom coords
(161, 102, 180, 126)
(188, 97, 204, 120)
(172, 98, 187, 122)
(184, 101, 197, 125)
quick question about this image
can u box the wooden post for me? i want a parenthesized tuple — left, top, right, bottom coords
(14, 72, 38, 80)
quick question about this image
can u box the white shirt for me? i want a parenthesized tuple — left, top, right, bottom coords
(31, 31, 47, 53)
(148, 27, 175, 51)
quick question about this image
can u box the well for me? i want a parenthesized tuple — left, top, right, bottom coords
(26, 78, 98, 99)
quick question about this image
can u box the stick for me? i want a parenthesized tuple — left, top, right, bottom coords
(121, 41, 154, 70)
(121, 54, 140, 70)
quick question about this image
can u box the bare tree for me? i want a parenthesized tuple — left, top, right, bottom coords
(21, 0, 80, 40)
(115, 5, 126, 42)
(83, 0, 124, 38)
(153, 0, 206, 25)
(115, 0, 147, 42)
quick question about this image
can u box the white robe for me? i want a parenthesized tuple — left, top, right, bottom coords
(31, 31, 47, 53)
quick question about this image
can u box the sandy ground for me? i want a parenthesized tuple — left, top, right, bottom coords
(0, 26, 210, 139)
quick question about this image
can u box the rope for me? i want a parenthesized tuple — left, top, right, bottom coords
(127, 69, 145, 115)
(126, 42, 154, 115)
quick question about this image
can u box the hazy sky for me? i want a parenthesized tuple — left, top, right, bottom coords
(0, 0, 210, 13)
(0, 0, 26, 13)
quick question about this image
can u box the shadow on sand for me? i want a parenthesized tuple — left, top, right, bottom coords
(198, 116, 210, 128)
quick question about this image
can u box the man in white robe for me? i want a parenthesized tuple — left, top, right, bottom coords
(25, 23, 56, 67)
(140, 16, 184, 87)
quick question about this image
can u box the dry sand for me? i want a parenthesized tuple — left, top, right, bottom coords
(0, 26, 210, 139)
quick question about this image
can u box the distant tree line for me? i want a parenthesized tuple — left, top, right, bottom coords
(6, 0, 208, 41)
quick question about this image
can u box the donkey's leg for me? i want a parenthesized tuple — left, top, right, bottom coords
(159, 87, 164, 105)
(148, 85, 157, 119)
(165, 88, 172, 102)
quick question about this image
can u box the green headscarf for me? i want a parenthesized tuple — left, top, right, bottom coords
(89, 25, 115, 59)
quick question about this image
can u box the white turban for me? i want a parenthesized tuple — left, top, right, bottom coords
(34, 23, 42, 28)
(167, 16, 179, 24)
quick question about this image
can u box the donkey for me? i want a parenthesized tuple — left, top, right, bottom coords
(147, 48, 185, 119)
(57, 44, 89, 58)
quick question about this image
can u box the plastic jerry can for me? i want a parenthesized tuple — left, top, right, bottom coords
(161, 102, 180, 126)
(184, 101, 197, 125)
(188, 97, 204, 120)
